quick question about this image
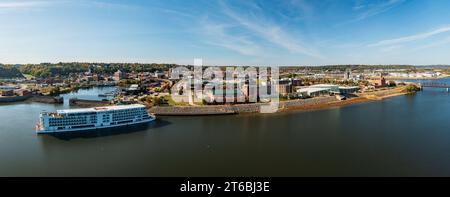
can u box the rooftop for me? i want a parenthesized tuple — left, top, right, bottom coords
(0, 86, 18, 90)
(339, 86, 360, 90)
(298, 87, 331, 93)
(57, 104, 145, 114)
(310, 84, 339, 87)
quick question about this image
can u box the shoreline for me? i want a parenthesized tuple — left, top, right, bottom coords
(279, 91, 408, 113)
(279, 87, 409, 113)
(151, 86, 410, 116)
(0, 86, 412, 115)
(279, 97, 370, 113)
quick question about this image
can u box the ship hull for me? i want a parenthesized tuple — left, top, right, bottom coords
(36, 118, 155, 134)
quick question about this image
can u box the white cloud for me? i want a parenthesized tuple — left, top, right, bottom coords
(289, 0, 314, 20)
(357, 0, 404, 20)
(369, 26, 450, 47)
(219, 1, 322, 58)
(339, 0, 405, 25)
(202, 22, 262, 56)
(83, 1, 140, 10)
(0, 1, 51, 9)
(352, 0, 366, 10)
(380, 45, 402, 52)
(413, 36, 450, 51)
(0, 1, 138, 11)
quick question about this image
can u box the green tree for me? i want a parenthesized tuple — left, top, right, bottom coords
(388, 81, 397, 87)
(405, 84, 420, 94)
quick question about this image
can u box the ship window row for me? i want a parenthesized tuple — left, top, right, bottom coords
(50, 119, 88, 122)
(50, 120, 88, 124)
(50, 120, 88, 123)
(112, 115, 137, 119)
(112, 113, 136, 117)
(112, 115, 138, 121)
(112, 114, 140, 118)
(49, 121, 88, 124)
(112, 109, 140, 112)
(113, 115, 148, 121)
(112, 111, 141, 115)
(112, 109, 145, 113)
(49, 122, 88, 126)
(51, 117, 87, 119)
(67, 112, 96, 116)
(51, 117, 88, 121)
(49, 120, 88, 124)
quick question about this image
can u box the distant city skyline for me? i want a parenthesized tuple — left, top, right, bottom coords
(2, 0, 450, 66)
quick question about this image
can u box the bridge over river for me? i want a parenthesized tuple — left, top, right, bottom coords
(419, 82, 450, 91)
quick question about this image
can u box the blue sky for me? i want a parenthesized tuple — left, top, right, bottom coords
(1, 0, 450, 66)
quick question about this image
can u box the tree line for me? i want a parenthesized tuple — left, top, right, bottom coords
(2, 63, 439, 79)
(0, 65, 23, 78)
(4, 63, 178, 78)
(281, 65, 419, 72)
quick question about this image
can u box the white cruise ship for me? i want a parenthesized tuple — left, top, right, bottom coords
(36, 104, 155, 134)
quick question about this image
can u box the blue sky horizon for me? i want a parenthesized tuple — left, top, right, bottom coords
(1, 0, 450, 66)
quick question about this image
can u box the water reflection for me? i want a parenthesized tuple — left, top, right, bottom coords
(39, 119, 171, 141)
(2, 78, 450, 176)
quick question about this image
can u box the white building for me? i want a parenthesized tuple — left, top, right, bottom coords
(310, 84, 340, 94)
(297, 87, 331, 97)
(154, 71, 166, 78)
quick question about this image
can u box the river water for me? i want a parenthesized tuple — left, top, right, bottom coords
(0, 79, 449, 176)
(59, 86, 117, 106)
